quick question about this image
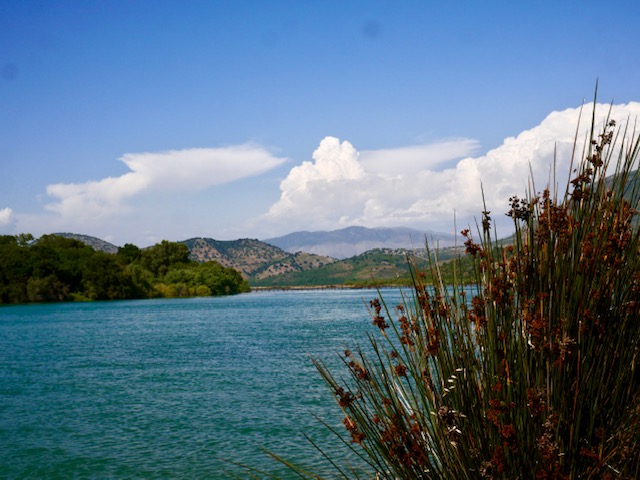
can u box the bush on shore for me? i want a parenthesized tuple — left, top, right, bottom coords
(277, 99, 640, 478)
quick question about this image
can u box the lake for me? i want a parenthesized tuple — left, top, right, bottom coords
(0, 289, 407, 479)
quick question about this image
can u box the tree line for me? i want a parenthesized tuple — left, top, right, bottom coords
(0, 234, 250, 304)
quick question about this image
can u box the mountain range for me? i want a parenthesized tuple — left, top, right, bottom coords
(264, 226, 458, 259)
(52, 226, 457, 285)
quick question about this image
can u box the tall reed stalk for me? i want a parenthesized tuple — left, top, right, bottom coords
(280, 99, 640, 479)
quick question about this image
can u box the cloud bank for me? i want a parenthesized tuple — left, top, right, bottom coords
(45, 144, 287, 222)
(9, 102, 640, 245)
(263, 102, 640, 236)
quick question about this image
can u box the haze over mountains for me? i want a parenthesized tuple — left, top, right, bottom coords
(56, 226, 457, 259)
(264, 226, 458, 259)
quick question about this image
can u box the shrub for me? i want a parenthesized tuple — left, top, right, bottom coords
(279, 101, 640, 478)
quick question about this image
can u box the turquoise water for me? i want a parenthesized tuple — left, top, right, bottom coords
(0, 289, 403, 479)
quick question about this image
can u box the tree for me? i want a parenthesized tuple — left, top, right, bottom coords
(161, 261, 250, 297)
(0, 236, 30, 302)
(0, 235, 248, 303)
(140, 240, 192, 278)
(81, 251, 138, 300)
(117, 243, 142, 264)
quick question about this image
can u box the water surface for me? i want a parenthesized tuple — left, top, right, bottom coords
(0, 289, 404, 478)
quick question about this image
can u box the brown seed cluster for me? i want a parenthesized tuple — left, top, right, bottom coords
(370, 298, 389, 330)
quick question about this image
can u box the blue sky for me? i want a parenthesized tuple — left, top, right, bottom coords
(2, 1, 639, 246)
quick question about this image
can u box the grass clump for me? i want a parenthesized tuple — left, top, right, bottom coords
(280, 100, 640, 479)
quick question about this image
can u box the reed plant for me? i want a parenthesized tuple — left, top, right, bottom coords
(278, 99, 640, 479)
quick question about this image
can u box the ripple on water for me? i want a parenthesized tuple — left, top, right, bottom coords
(0, 290, 406, 478)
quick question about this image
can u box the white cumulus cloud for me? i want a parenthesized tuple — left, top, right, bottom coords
(262, 102, 640, 236)
(0, 207, 16, 232)
(263, 136, 479, 233)
(45, 144, 287, 222)
(267, 137, 366, 221)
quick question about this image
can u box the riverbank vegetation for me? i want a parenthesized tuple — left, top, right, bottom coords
(0, 236, 249, 304)
(275, 101, 640, 477)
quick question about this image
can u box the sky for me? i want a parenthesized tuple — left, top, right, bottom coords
(2, 1, 640, 247)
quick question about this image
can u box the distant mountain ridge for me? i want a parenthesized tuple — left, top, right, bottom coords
(263, 226, 458, 259)
(48, 228, 460, 284)
(49, 233, 337, 282)
(52, 233, 119, 254)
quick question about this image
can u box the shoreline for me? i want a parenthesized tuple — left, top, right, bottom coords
(249, 284, 410, 291)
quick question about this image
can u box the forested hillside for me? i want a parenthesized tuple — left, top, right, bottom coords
(0, 234, 249, 304)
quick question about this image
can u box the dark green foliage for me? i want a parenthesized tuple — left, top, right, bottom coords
(117, 243, 142, 263)
(159, 261, 250, 297)
(0, 236, 31, 302)
(140, 240, 191, 277)
(0, 237, 250, 304)
(81, 251, 141, 300)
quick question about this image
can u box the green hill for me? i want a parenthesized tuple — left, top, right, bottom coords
(250, 246, 472, 287)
